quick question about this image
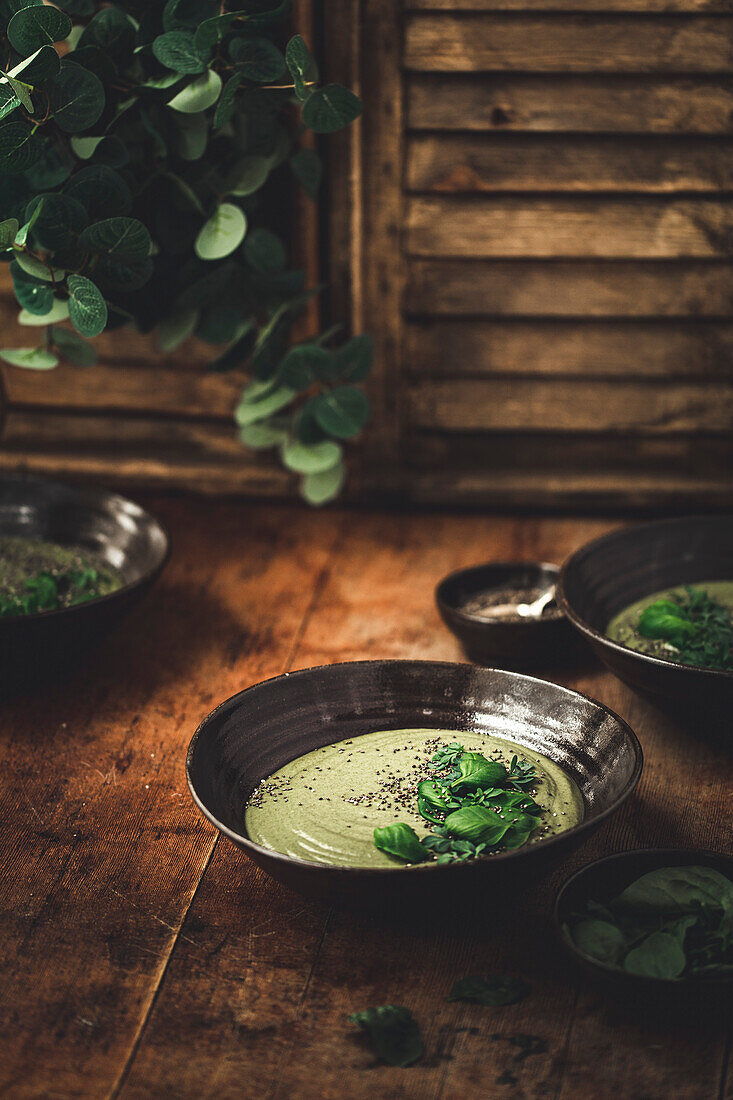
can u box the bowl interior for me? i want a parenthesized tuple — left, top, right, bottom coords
(561, 516, 733, 638)
(187, 661, 642, 859)
(437, 561, 561, 621)
(556, 848, 733, 985)
(0, 475, 168, 592)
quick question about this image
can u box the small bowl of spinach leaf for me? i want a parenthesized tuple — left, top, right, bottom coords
(0, 474, 169, 685)
(555, 849, 733, 994)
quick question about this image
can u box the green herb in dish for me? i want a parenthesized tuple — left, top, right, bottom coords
(607, 584, 733, 672)
(348, 1005, 424, 1067)
(565, 866, 733, 980)
(0, 536, 121, 617)
(373, 746, 545, 865)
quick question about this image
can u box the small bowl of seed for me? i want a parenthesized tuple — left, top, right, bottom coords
(436, 561, 574, 667)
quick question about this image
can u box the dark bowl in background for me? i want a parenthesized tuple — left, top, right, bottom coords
(436, 561, 574, 667)
(558, 516, 733, 714)
(187, 660, 643, 908)
(555, 848, 733, 999)
(0, 474, 169, 686)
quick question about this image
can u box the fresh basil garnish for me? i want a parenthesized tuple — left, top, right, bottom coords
(373, 822, 429, 864)
(348, 1005, 424, 1067)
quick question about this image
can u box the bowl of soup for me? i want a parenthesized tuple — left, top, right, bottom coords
(186, 660, 642, 907)
(558, 516, 733, 713)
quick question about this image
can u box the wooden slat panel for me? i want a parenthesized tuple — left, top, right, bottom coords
(406, 377, 733, 430)
(0, 410, 292, 495)
(408, 0, 733, 11)
(4, 363, 242, 419)
(406, 197, 733, 258)
(404, 319, 733, 376)
(406, 133, 733, 191)
(407, 74, 733, 133)
(405, 260, 733, 316)
(405, 14, 733, 73)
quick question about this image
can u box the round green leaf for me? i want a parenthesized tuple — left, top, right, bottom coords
(282, 438, 342, 474)
(313, 386, 370, 439)
(301, 460, 346, 505)
(235, 383, 296, 426)
(285, 35, 316, 100)
(232, 37, 285, 82)
(238, 421, 289, 449)
(302, 84, 362, 134)
(8, 43, 60, 84)
(8, 6, 72, 55)
(243, 227, 286, 273)
(0, 120, 41, 171)
(63, 166, 132, 221)
(79, 217, 152, 261)
(226, 155, 270, 197)
(213, 72, 243, 129)
(67, 274, 108, 337)
(173, 111, 208, 161)
(52, 326, 97, 367)
(19, 299, 69, 326)
(77, 8, 135, 57)
(0, 217, 19, 248)
(168, 70, 222, 114)
(153, 31, 207, 74)
(163, 0, 219, 31)
(335, 334, 374, 382)
(10, 260, 54, 315)
(25, 193, 88, 252)
(195, 203, 246, 261)
(0, 346, 58, 370)
(14, 253, 65, 282)
(50, 61, 105, 133)
(279, 344, 333, 390)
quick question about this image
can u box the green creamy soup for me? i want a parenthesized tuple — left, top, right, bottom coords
(607, 580, 733, 665)
(245, 728, 585, 869)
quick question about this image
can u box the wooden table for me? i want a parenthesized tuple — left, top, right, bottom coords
(2, 499, 731, 1100)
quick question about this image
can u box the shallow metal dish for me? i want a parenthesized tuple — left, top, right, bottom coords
(187, 660, 643, 907)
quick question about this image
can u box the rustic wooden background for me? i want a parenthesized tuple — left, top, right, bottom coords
(1, 1, 732, 508)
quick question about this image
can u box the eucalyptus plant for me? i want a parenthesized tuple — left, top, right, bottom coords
(0, 0, 371, 502)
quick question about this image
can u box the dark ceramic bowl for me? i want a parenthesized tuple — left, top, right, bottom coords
(436, 561, 573, 668)
(0, 474, 169, 684)
(558, 516, 733, 712)
(187, 660, 643, 907)
(555, 848, 733, 997)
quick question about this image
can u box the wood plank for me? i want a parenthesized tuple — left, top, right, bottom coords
(405, 260, 733, 318)
(405, 14, 733, 73)
(406, 197, 733, 258)
(116, 511, 731, 1097)
(406, 133, 733, 192)
(406, 377, 733, 430)
(404, 319, 733, 376)
(408, 0, 733, 10)
(0, 497, 344, 1098)
(4, 363, 242, 419)
(407, 74, 733, 134)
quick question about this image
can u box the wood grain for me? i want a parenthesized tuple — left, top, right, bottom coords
(408, 0, 733, 10)
(406, 133, 733, 192)
(407, 377, 733, 431)
(407, 74, 733, 133)
(406, 197, 733, 258)
(406, 260, 733, 318)
(404, 319, 733, 376)
(405, 14, 733, 73)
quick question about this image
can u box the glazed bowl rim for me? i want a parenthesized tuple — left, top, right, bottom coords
(186, 659, 644, 878)
(0, 473, 171, 624)
(436, 560, 563, 627)
(557, 515, 733, 683)
(554, 846, 733, 987)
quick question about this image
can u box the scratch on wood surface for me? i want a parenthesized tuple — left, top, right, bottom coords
(107, 886, 199, 949)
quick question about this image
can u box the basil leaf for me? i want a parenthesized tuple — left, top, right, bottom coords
(570, 919, 627, 966)
(451, 752, 508, 793)
(448, 974, 531, 1007)
(613, 866, 733, 918)
(443, 806, 510, 846)
(373, 822, 429, 864)
(624, 932, 687, 980)
(348, 1006, 424, 1068)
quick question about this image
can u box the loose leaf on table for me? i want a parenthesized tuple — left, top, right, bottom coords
(449, 974, 531, 1007)
(373, 822, 428, 864)
(348, 1006, 424, 1068)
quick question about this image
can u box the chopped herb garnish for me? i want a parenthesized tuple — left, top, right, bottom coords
(348, 1005, 424, 1067)
(637, 587, 733, 672)
(373, 742, 541, 865)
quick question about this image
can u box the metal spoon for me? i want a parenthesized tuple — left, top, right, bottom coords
(474, 586, 557, 620)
